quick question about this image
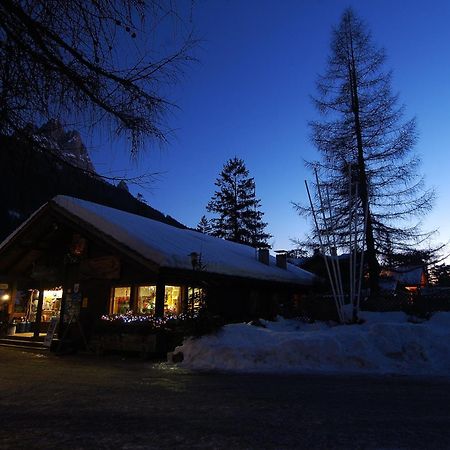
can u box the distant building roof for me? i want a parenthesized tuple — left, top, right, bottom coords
(383, 266, 427, 287)
(394, 266, 425, 285)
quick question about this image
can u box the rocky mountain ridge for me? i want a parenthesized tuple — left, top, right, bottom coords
(20, 119, 96, 173)
(0, 127, 185, 242)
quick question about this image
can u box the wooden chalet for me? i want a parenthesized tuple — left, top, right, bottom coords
(0, 196, 315, 340)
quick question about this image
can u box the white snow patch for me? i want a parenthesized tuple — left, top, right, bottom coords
(173, 312, 450, 375)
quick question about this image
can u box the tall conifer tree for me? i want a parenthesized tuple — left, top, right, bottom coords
(207, 157, 271, 249)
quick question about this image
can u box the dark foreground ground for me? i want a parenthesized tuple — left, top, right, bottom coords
(1, 347, 450, 449)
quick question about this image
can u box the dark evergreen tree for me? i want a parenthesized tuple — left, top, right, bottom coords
(196, 215, 212, 235)
(206, 157, 271, 248)
(385, 249, 438, 268)
(300, 8, 434, 292)
(430, 264, 450, 287)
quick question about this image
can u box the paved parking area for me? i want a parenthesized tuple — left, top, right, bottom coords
(1, 347, 450, 449)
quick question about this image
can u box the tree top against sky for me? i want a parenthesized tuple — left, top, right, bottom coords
(302, 7, 436, 289)
(0, 0, 196, 156)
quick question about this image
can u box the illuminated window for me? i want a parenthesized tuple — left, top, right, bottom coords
(112, 287, 131, 314)
(164, 286, 182, 315)
(188, 287, 204, 313)
(41, 287, 63, 322)
(137, 285, 156, 314)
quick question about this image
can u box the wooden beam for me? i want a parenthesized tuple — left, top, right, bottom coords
(155, 278, 165, 317)
(33, 286, 44, 338)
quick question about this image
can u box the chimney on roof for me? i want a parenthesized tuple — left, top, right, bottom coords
(276, 252, 287, 270)
(258, 248, 269, 265)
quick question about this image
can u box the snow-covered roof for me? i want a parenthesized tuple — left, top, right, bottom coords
(386, 266, 426, 286)
(41, 196, 315, 285)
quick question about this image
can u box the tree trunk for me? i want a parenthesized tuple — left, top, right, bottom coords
(349, 56, 380, 293)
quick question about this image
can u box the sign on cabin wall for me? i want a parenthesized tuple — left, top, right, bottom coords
(30, 264, 58, 281)
(64, 289, 81, 322)
(79, 256, 120, 280)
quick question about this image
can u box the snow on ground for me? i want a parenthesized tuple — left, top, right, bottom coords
(173, 312, 450, 375)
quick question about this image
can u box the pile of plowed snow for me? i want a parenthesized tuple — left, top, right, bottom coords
(172, 312, 450, 375)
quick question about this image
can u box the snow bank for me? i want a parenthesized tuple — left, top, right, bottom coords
(173, 312, 450, 375)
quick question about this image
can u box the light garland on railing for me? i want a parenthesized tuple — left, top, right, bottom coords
(100, 312, 198, 327)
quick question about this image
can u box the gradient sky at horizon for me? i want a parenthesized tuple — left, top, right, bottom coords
(88, 0, 450, 254)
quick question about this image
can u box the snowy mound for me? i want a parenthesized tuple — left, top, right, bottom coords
(173, 312, 450, 375)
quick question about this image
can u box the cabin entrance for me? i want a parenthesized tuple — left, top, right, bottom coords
(12, 287, 62, 334)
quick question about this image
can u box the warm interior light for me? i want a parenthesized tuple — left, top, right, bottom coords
(43, 288, 63, 299)
(1, 294, 10, 301)
(405, 286, 417, 292)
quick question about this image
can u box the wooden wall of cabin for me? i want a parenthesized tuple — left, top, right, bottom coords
(74, 279, 111, 339)
(62, 246, 155, 337)
(205, 280, 295, 322)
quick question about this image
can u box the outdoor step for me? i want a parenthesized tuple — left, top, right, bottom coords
(0, 337, 48, 350)
(7, 335, 46, 343)
(0, 341, 48, 352)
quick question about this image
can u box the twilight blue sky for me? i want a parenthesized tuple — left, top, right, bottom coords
(89, 0, 450, 253)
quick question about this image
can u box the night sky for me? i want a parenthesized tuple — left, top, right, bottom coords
(89, 0, 450, 253)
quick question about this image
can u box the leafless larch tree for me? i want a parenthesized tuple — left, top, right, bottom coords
(296, 8, 435, 292)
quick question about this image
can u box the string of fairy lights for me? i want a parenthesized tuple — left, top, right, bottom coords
(100, 312, 198, 327)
